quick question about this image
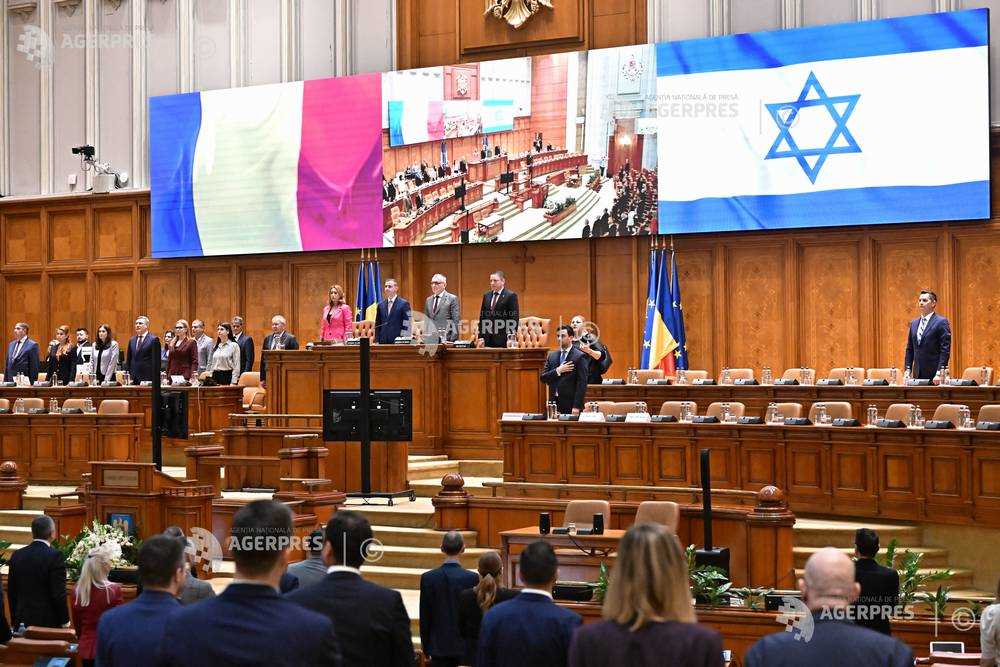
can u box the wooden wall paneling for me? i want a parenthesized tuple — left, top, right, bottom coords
(796, 239, 862, 374)
(93, 203, 136, 264)
(593, 237, 631, 375)
(418, 0, 459, 68)
(48, 274, 89, 343)
(240, 265, 286, 347)
(591, 0, 646, 50)
(4, 276, 43, 355)
(3, 210, 44, 269)
(292, 262, 346, 340)
(457, 243, 526, 324)
(459, 0, 585, 58)
(189, 267, 236, 337)
(522, 239, 590, 330)
(93, 272, 135, 343)
(954, 231, 1000, 370)
(46, 207, 89, 266)
(672, 245, 715, 373)
(141, 269, 185, 341)
(724, 243, 786, 371)
(873, 234, 938, 368)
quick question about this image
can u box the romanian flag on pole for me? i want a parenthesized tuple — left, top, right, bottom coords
(641, 247, 679, 374)
(355, 255, 382, 322)
(670, 250, 688, 370)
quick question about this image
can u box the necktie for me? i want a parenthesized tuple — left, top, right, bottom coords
(560, 349, 568, 366)
(490, 292, 500, 310)
(387, 299, 394, 315)
(138, 335, 145, 348)
(917, 316, 929, 343)
(433, 295, 440, 316)
(272, 334, 282, 350)
(12, 340, 23, 360)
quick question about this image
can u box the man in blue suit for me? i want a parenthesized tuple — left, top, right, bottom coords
(5, 322, 40, 384)
(126, 316, 159, 384)
(96, 534, 186, 666)
(374, 278, 411, 344)
(540, 325, 589, 415)
(477, 541, 581, 667)
(904, 289, 952, 380)
(158, 500, 342, 666)
(420, 531, 478, 667)
(745, 548, 912, 667)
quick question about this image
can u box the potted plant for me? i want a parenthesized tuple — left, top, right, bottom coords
(877, 538, 953, 612)
(686, 545, 732, 606)
(731, 586, 774, 611)
(591, 561, 609, 603)
(544, 197, 577, 224)
(922, 585, 951, 620)
(56, 520, 140, 581)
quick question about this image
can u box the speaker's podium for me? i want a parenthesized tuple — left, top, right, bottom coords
(87, 461, 216, 540)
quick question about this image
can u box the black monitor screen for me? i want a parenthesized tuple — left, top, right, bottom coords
(323, 389, 412, 442)
(160, 390, 189, 439)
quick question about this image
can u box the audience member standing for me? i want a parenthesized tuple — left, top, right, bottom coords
(476, 271, 519, 348)
(287, 529, 327, 590)
(207, 322, 242, 385)
(852, 528, 899, 635)
(191, 320, 213, 374)
(5, 322, 40, 384)
(420, 531, 478, 667)
(744, 548, 912, 667)
(458, 551, 517, 667)
(96, 535, 186, 666)
(568, 524, 722, 667)
(981, 576, 1000, 667)
(287, 510, 415, 667)
(476, 541, 581, 667)
(72, 545, 124, 666)
(232, 316, 255, 374)
(260, 315, 298, 386)
(166, 319, 198, 381)
(159, 500, 341, 666)
(92, 324, 120, 385)
(45, 325, 77, 384)
(8, 515, 69, 629)
(320, 285, 354, 343)
(125, 316, 158, 384)
(162, 526, 215, 605)
(374, 278, 412, 344)
(540, 325, 589, 415)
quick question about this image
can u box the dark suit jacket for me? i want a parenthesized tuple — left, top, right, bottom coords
(260, 332, 299, 383)
(97, 589, 180, 666)
(126, 334, 159, 384)
(374, 298, 412, 344)
(419, 562, 479, 660)
(853, 558, 900, 635)
(5, 338, 40, 384)
(8, 540, 69, 628)
(46, 344, 77, 384)
(568, 619, 723, 667)
(477, 592, 582, 667)
(574, 339, 612, 385)
(744, 615, 912, 667)
(457, 586, 517, 666)
(541, 347, 589, 413)
(476, 289, 519, 348)
(0, 575, 11, 643)
(286, 570, 414, 667)
(159, 582, 341, 667)
(235, 332, 255, 374)
(904, 312, 951, 379)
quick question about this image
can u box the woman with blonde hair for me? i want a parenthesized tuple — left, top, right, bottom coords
(46, 325, 77, 385)
(72, 544, 124, 666)
(568, 523, 723, 667)
(320, 284, 353, 342)
(458, 550, 517, 666)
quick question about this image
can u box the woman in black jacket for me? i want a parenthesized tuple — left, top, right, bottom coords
(46, 325, 77, 385)
(570, 317, 613, 384)
(457, 551, 517, 666)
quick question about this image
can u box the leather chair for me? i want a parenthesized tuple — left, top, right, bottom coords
(242, 386, 267, 412)
(827, 367, 864, 384)
(866, 368, 894, 381)
(962, 366, 993, 385)
(773, 402, 802, 418)
(0, 399, 8, 410)
(634, 501, 679, 532)
(931, 403, 967, 425)
(659, 400, 696, 418)
(516, 316, 551, 348)
(781, 368, 816, 383)
(60, 398, 88, 411)
(705, 401, 745, 420)
(353, 320, 375, 340)
(238, 372, 261, 388)
(884, 403, 915, 422)
(978, 405, 1000, 422)
(0, 637, 77, 665)
(808, 401, 853, 422)
(720, 368, 754, 383)
(20, 398, 44, 411)
(98, 399, 130, 415)
(563, 500, 611, 530)
(595, 401, 645, 416)
(630, 369, 664, 384)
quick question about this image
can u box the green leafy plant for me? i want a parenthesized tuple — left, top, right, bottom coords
(922, 585, 951, 619)
(686, 544, 732, 606)
(877, 538, 899, 569)
(874, 537, 953, 611)
(967, 598, 985, 618)
(0, 539, 11, 569)
(547, 197, 577, 215)
(591, 561, 609, 603)
(731, 586, 774, 611)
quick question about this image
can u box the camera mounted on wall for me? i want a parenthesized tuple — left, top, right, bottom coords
(72, 144, 129, 193)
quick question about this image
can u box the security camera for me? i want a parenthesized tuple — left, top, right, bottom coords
(71, 145, 95, 158)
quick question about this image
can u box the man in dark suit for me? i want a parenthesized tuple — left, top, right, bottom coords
(420, 531, 478, 667)
(852, 528, 899, 635)
(374, 278, 412, 344)
(232, 315, 255, 374)
(125, 315, 159, 384)
(494, 145, 501, 157)
(287, 510, 414, 667)
(260, 314, 299, 386)
(477, 541, 581, 667)
(8, 515, 68, 629)
(745, 548, 912, 667)
(475, 271, 519, 348)
(5, 322, 40, 384)
(159, 500, 341, 666)
(581, 221, 591, 239)
(480, 148, 489, 160)
(540, 325, 588, 415)
(96, 534, 186, 665)
(904, 289, 952, 380)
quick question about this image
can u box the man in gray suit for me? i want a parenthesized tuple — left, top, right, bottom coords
(163, 526, 215, 606)
(287, 529, 326, 590)
(424, 274, 461, 343)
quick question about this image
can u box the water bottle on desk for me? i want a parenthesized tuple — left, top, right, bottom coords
(765, 402, 777, 424)
(914, 407, 925, 428)
(161, 371, 169, 386)
(890, 367, 899, 386)
(761, 367, 773, 385)
(49, 398, 59, 414)
(903, 367, 911, 385)
(506, 333, 517, 349)
(847, 367, 857, 385)
(866, 404, 878, 427)
(84, 398, 94, 413)
(721, 402, 732, 423)
(942, 366, 951, 385)
(982, 366, 991, 386)
(627, 368, 638, 385)
(721, 367, 731, 385)
(676, 369, 687, 385)
(817, 404, 828, 425)
(13, 398, 24, 414)
(637, 402, 648, 415)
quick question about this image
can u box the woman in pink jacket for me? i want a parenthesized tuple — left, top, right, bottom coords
(320, 284, 354, 342)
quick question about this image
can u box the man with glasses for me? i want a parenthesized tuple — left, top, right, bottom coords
(260, 315, 298, 387)
(191, 320, 213, 374)
(424, 274, 460, 343)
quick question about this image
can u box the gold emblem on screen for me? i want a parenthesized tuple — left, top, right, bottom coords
(484, 0, 553, 30)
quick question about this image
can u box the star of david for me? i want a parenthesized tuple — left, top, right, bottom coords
(764, 71, 861, 184)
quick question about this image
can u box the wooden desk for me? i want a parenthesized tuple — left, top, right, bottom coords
(500, 419, 1000, 527)
(392, 182, 484, 246)
(468, 155, 507, 182)
(0, 386, 243, 466)
(264, 346, 547, 457)
(501, 526, 624, 587)
(507, 149, 566, 172)
(587, 382, 1000, 421)
(0, 413, 141, 482)
(529, 153, 588, 179)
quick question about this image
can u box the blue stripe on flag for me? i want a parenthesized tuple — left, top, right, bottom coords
(150, 92, 203, 258)
(388, 101, 405, 147)
(658, 181, 989, 234)
(657, 9, 988, 76)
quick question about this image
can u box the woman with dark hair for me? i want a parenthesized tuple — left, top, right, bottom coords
(207, 322, 241, 385)
(457, 551, 517, 666)
(92, 324, 120, 384)
(320, 284, 353, 343)
(46, 325, 77, 384)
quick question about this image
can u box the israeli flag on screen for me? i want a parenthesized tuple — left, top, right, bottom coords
(657, 9, 990, 233)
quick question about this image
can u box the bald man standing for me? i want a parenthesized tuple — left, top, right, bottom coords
(745, 548, 912, 667)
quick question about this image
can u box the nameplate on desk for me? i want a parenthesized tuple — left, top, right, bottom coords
(976, 421, 1000, 430)
(643, 379, 669, 385)
(773, 378, 799, 385)
(579, 412, 605, 422)
(784, 417, 812, 426)
(557, 414, 580, 421)
(832, 418, 861, 427)
(924, 420, 954, 429)
(67, 382, 87, 388)
(691, 415, 719, 423)
(863, 379, 889, 386)
(102, 382, 120, 387)
(737, 416, 764, 424)
(32, 382, 52, 387)
(651, 414, 677, 423)
(906, 379, 932, 386)
(501, 412, 526, 421)
(949, 379, 978, 386)
(733, 378, 758, 385)
(521, 413, 546, 421)
(393, 337, 413, 345)
(0, 408, 8, 414)
(692, 379, 716, 386)
(103, 469, 139, 488)
(624, 412, 651, 423)
(0, 382, 15, 387)
(345, 338, 362, 346)
(605, 414, 627, 422)
(816, 378, 843, 386)
(876, 419, 906, 428)
(61, 408, 83, 414)
(601, 379, 625, 385)
(27, 408, 48, 415)
(140, 381, 153, 386)
(170, 375, 188, 385)
(452, 340, 474, 349)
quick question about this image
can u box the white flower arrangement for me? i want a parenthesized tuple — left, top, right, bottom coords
(67, 520, 133, 572)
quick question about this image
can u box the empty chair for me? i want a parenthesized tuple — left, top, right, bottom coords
(97, 399, 129, 415)
(827, 367, 864, 383)
(247, 388, 266, 413)
(237, 372, 261, 388)
(630, 369, 664, 384)
(242, 386, 264, 410)
(773, 402, 802, 418)
(808, 401, 853, 422)
(719, 368, 754, 383)
(20, 398, 44, 411)
(516, 317, 550, 348)
(931, 403, 967, 425)
(595, 401, 644, 416)
(563, 500, 611, 530)
(0, 399, 8, 410)
(962, 366, 993, 385)
(658, 400, 697, 418)
(60, 398, 88, 411)
(781, 368, 816, 383)
(978, 405, 1000, 422)
(705, 401, 745, 420)
(634, 501, 679, 532)
(884, 403, 915, 422)
(865, 368, 895, 381)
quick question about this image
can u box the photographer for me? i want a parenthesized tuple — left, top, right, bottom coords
(569, 316, 613, 384)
